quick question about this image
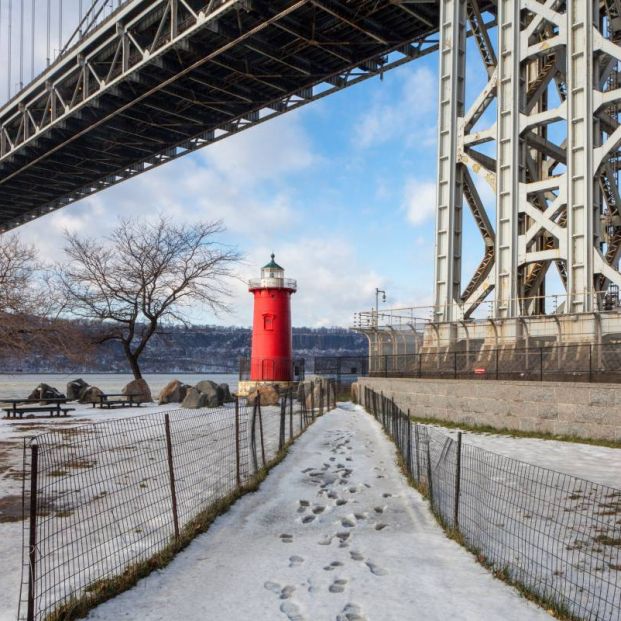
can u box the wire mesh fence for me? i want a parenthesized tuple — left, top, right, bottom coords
(315, 342, 621, 383)
(18, 379, 336, 621)
(363, 386, 621, 621)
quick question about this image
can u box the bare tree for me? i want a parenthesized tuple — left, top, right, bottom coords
(0, 234, 89, 365)
(0, 234, 37, 314)
(57, 217, 241, 379)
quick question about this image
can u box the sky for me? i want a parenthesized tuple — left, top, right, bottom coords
(0, 4, 502, 328)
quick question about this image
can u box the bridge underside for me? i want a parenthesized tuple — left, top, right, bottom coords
(0, 0, 481, 232)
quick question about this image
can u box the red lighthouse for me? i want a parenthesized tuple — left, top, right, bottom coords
(249, 254, 297, 381)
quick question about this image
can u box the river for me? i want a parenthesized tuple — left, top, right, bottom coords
(0, 373, 239, 399)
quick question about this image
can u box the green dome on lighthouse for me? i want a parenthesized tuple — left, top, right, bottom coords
(263, 253, 283, 270)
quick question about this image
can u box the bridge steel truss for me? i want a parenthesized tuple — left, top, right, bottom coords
(0, 0, 450, 232)
(434, 0, 621, 322)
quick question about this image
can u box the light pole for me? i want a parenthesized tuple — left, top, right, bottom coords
(375, 288, 386, 326)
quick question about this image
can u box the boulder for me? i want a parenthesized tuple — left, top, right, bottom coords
(195, 380, 222, 406)
(181, 386, 219, 409)
(246, 384, 280, 407)
(219, 383, 233, 403)
(79, 386, 104, 404)
(351, 382, 359, 404)
(27, 383, 65, 404)
(122, 379, 152, 403)
(158, 380, 190, 405)
(67, 378, 89, 402)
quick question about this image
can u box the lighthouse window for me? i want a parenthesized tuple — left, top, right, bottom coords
(264, 314, 274, 331)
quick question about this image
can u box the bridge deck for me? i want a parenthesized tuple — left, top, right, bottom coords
(0, 1, 496, 232)
(0, 0, 464, 231)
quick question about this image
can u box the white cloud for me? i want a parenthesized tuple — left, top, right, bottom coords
(403, 178, 437, 226)
(354, 66, 437, 149)
(17, 113, 317, 260)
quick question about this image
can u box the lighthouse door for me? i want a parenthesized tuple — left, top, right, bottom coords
(262, 358, 275, 381)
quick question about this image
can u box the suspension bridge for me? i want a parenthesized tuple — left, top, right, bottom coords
(3, 0, 621, 352)
(0, 0, 448, 231)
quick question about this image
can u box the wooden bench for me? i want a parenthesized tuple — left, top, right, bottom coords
(93, 393, 142, 409)
(2, 399, 75, 419)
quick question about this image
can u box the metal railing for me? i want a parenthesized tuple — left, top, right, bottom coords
(315, 342, 621, 383)
(354, 290, 621, 329)
(364, 386, 621, 621)
(248, 277, 297, 291)
(18, 380, 336, 621)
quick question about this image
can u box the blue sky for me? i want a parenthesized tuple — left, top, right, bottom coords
(3, 5, 505, 328)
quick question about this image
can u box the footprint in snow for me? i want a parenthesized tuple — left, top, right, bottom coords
(375, 523, 387, 531)
(280, 601, 306, 621)
(289, 555, 304, 568)
(374, 506, 385, 514)
(350, 550, 364, 561)
(329, 578, 348, 593)
(280, 533, 294, 543)
(302, 515, 315, 524)
(366, 561, 388, 576)
(337, 603, 367, 621)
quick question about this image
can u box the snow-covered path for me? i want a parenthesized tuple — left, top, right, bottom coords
(87, 406, 552, 621)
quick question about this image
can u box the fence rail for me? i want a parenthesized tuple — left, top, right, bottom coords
(315, 342, 621, 383)
(363, 386, 621, 621)
(19, 380, 336, 621)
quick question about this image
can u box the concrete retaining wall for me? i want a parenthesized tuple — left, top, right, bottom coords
(357, 377, 621, 442)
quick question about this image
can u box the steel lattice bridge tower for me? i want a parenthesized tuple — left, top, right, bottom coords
(3, 0, 621, 350)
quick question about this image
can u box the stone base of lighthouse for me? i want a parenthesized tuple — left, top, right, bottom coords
(237, 380, 296, 398)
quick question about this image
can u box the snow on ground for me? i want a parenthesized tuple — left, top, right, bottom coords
(86, 406, 552, 621)
(0, 402, 179, 621)
(438, 427, 621, 489)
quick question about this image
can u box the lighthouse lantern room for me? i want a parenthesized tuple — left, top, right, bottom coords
(248, 254, 297, 383)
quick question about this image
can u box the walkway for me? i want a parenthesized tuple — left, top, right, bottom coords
(87, 406, 553, 621)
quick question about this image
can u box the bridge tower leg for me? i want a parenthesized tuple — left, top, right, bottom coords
(433, 0, 621, 325)
(434, 0, 466, 323)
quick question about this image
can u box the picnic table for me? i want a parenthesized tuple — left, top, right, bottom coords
(2, 398, 75, 419)
(93, 393, 142, 409)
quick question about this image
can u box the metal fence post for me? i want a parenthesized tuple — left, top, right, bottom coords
(250, 399, 259, 473)
(279, 394, 286, 452)
(495, 347, 499, 380)
(426, 438, 433, 505)
(289, 390, 293, 440)
(164, 414, 180, 540)
(27, 443, 39, 621)
(539, 347, 544, 381)
(258, 398, 266, 467)
(588, 344, 593, 383)
(235, 397, 241, 486)
(414, 423, 421, 482)
(454, 432, 462, 529)
(418, 353, 422, 378)
(454, 351, 457, 379)
(310, 381, 315, 421)
(384, 355, 388, 377)
(407, 409, 412, 475)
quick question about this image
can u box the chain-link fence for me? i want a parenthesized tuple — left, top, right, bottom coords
(316, 342, 621, 383)
(363, 386, 621, 621)
(18, 380, 336, 621)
